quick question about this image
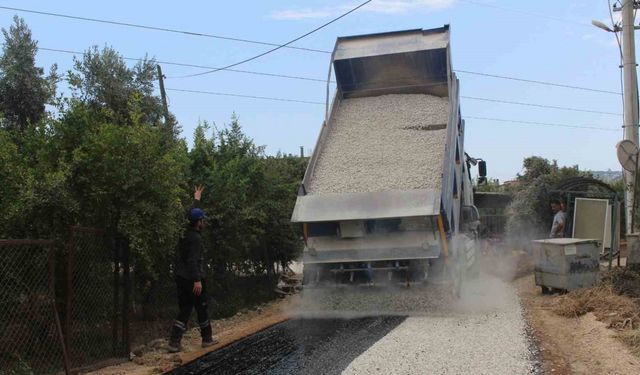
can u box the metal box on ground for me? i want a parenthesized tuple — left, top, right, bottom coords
(532, 238, 600, 293)
(628, 233, 640, 268)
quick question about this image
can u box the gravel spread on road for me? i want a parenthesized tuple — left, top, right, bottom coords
(170, 276, 537, 375)
(341, 277, 536, 375)
(307, 94, 449, 195)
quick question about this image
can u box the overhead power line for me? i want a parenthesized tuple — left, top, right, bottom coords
(0, 5, 622, 95)
(167, 88, 621, 117)
(461, 96, 621, 116)
(0, 5, 330, 54)
(36, 45, 620, 98)
(465, 116, 618, 132)
(37, 46, 327, 83)
(168, 0, 372, 79)
(32, 46, 622, 117)
(455, 70, 622, 95)
(164, 89, 619, 132)
(166, 88, 325, 105)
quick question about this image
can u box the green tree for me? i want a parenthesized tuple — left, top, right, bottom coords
(67, 46, 163, 127)
(0, 16, 57, 134)
(188, 115, 305, 276)
(0, 129, 29, 235)
(69, 118, 189, 276)
(506, 156, 592, 246)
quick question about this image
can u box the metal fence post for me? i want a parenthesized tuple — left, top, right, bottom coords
(121, 236, 131, 356)
(112, 235, 120, 356)
(609, 196, 618, 270)
(65, 227, 75, 366)
(49, 242, 71, 375)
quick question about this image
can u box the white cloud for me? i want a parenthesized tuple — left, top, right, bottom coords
(269, 0, 456, 20)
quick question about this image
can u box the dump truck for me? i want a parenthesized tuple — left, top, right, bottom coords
(291, 26, 484, 294)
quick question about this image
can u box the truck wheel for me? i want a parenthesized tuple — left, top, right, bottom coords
(540, 286, 551, 295)
(302, 265, 317, 286)
(466, 258, 481, 280)
(450, 263, 463, 298)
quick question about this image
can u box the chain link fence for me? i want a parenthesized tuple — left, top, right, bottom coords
(0, 240, 69, 375)
(129, 265, 178, 349)
(0, 230, 281, 374)
(65, 227, 127, 370)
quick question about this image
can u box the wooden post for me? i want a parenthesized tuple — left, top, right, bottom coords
(156, 65, 172, 138)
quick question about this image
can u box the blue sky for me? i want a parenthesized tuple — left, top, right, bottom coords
(0, 0, 628, 181)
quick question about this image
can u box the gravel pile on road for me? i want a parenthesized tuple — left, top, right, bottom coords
(308, 94, 449, 195)
(292, 284, 454, 318)
(340, 276, 537, 375)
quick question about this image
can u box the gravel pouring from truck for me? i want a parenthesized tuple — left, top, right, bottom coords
(291, 26, 482, 291)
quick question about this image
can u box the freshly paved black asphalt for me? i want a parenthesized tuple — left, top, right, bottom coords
(169, 316, 406, 375)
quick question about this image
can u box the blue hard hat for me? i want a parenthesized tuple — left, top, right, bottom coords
(188, 208, 207, 222)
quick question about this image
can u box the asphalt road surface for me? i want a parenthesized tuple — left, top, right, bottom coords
(171, 276, 540, 375)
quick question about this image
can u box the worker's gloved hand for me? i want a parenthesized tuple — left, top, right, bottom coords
(193, 281, 203, 296)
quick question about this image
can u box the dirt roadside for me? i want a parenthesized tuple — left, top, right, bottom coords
(86, 296, 294, 375)
(515, 274, 640, 375)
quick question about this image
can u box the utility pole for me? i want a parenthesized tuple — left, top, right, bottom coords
(156, 64, 172, 139)
(620, 0, 639, 233)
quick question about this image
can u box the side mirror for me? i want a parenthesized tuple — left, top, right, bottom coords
(478, 160, 487, 177)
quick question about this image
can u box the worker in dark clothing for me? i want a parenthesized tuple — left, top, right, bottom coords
(168, 185, 218, 353)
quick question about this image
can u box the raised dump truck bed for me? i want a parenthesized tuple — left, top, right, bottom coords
(291, 26, 477, 288)
(307, 94, 449, 195)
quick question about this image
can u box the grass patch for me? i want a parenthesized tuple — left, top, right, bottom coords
(551, 284, 639, 329)
(619, 329, 640, 357)
(549, 268, 640, 356)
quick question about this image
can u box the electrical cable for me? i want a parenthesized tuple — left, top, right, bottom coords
(609, 0, 624, 60)
(35, 46, 328, 83)
(165, 88, 325, 105)
(0, 5, 623, 95)
(0, 5, 331, 54)
(41, 72, 620, 131)
(611, 1, 626, 133)
(455, 69, 621, 95)
(30, 44, 623, 117)
(465, 116, 619, 132)
(461, 96, 621, 116)
(36, 45, 622, 98)
(167, 0, 372, 79)
(163, 89, 620, 131)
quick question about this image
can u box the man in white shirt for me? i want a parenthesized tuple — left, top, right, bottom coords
(549, 199, 566, 238)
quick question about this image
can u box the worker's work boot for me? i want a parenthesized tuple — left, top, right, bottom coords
(200, 320, 219, 348)
(168, 320, 186, 353)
